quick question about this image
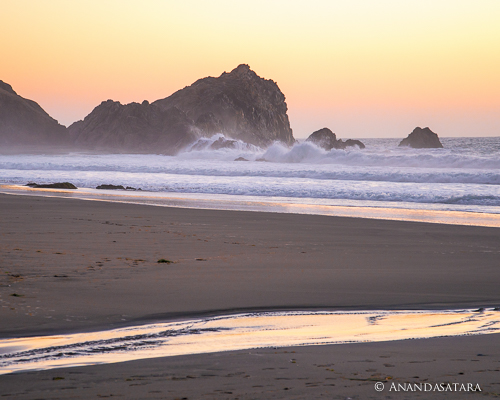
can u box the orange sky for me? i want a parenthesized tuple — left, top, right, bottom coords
(2, 0, 499, 138)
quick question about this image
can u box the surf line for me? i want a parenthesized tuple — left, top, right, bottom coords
(1, 308, 499, 375)
(2, 185, 500, 228)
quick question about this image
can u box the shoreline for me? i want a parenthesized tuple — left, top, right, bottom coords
(2, 184, 500, 228)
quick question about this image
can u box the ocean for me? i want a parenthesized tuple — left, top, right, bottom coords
(1, 135, 499, 223)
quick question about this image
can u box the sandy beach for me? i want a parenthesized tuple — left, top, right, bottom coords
(1, 193, 499, 398)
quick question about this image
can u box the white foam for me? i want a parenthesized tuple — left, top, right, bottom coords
(1, 137, 499, 211)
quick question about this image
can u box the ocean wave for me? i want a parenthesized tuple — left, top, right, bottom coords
(1, 137, 499, 210)
(1, 153, 499, 185)
(2, 169, 500, 208)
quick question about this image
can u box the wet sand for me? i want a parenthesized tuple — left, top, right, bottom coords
(0, 193, 499, 398)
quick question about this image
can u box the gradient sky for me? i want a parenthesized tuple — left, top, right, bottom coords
(2, 0, 499, 138)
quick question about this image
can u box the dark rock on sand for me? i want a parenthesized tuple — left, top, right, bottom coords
(26, 182, 77, 189)
(96, 184, 126, 190)
(234, 157, 249, 161)
(306, 128, 365, 150)
(153, 64, 295, 148)
(399, 127, 443, 148)
(0, 80, 68, 149)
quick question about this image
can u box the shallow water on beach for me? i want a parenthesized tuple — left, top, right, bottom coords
(2, 184, 500, 227)
(1, 309, 499, 375)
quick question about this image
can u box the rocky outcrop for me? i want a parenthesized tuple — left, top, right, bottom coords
(0, 80, 68, 149)
(26, 182, 77, 189)
(153, 64, 295, 148)
(306, 128, 365, 150)
(68, 65, 294, 153)
(68, 100, 198, 154)
(399, 127, 443, 148)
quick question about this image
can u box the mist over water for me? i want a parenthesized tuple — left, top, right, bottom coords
(1, 136, 499, 214)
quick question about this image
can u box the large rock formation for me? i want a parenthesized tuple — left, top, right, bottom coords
(153, 64, 295, 148)
(69, 65, 295, 153)
(0, 80, 67, 149)
(68, 100, 197, 154)
(399, 127, 443, 148)
(306, 128, 365, 150)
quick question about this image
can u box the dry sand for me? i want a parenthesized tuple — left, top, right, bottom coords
(0, 193, 499, 398)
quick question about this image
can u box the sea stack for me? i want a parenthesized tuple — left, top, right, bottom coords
(306, 128, 365, 150)
(153, 64, 295, 148)
(399, 127, 443, 148)
(69, 65, 295, 154)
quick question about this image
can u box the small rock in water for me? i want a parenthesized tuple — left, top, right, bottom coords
(306, 127, 365, 150)
(234, 157, 248, 161)
(399, 127, 443, 148)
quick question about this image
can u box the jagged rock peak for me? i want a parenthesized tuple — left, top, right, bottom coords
(153, 64, 294, 148)
(0, 79, 68, 149)
(0, 80, 17, 95)
(223, 64, 255, 78)
(399, 127, 443, 148)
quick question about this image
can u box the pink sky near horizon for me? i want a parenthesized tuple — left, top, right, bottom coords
(2, 0, 499, 138)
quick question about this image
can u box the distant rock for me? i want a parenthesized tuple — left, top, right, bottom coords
(234, 157, 249, 161)
(306, 128, 365, 150)
(153, 64, 295, 148)
(26, 182, 77, 189)
(0, 80, 68, 149)
(399, 127, 443, 148)
(306, 128, 338, 150)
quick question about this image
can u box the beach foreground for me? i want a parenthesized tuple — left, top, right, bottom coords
(0, 193, 499, 398)
(1, 334, 499, 399)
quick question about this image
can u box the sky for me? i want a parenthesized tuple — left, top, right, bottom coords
(1, 0, 499, 138)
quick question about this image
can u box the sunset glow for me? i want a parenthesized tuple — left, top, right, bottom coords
(2, 0, 499, 137)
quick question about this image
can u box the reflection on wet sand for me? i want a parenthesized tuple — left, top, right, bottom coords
(1, 185, 500, 227)
(1, 309, 499, 375)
